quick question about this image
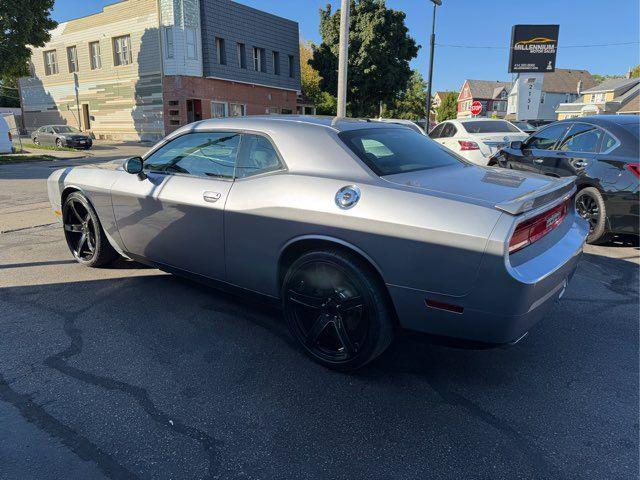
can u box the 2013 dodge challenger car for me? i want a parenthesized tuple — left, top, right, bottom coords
(47, 116, 588, 370)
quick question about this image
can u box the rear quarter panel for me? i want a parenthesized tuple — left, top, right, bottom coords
(224, 173, 503, 298)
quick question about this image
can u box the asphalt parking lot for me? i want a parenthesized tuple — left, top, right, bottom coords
(0, 148, 638, 480)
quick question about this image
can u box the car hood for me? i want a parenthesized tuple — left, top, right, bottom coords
(383, 164, 573, 214)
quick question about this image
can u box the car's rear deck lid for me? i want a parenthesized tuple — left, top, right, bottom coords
(495, 176, 575, 215)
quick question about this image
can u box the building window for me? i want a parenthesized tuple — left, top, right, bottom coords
(253, 47, 265, 72)
(89, 41, 102, 69)
(237, 43, 246, 69)
(211, 101, 227, 118)
(272, 51, 280, 75)
(168, 100, 179, 106)
(66, 46, 78, 73)
(164, 27, 174, 59)
(113, 35, 132, 66)
(215, 37, 226, 65)
(592, 93, 605, 103)
(266, 107, 280, 114)
(169, 110, 180, 116)
(229, 103, 246, 116)
(186, 28, 197, 59)
(288, 55, 295, 78)
(281, 108, 293, 114)
(43, 50, 58, 75)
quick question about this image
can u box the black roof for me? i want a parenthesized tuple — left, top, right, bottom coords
(559, 115, 639, 127)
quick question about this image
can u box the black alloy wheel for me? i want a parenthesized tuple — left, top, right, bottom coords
(575, 187, 610, 244)
(283, 250, 394, 371)
(62, 192, 119, 267)
(56, 138, 63, 148)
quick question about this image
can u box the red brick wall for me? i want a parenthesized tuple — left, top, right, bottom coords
(162, 76, 299, 135)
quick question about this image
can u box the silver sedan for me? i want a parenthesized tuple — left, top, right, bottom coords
(47, 116, 588, 370)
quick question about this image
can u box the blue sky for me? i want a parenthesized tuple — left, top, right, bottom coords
(52, 0, 639, 92)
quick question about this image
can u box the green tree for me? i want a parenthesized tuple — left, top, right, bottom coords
(435, 91, 458, 122)
(385, 70, 427, 120)
(310, 0, 419, 117)
(0, 76, 20, 107)
(300, 41, 336, 115)
(630, 65, 640, 78)
(0, 0, 57, 79)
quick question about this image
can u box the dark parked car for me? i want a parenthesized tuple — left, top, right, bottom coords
(489, 115, 639, 244)
(32, 125, 93, 149)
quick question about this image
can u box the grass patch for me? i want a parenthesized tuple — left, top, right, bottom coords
(0, 154, 57, 164)
(20, 142, 78, 152)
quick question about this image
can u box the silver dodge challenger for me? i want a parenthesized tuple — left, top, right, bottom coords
(47, 116, 588, 370)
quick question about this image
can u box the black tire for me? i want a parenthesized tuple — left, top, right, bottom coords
(56, 138, 63, 149)
(282, 249, 395, 371)
(62, 192, 119, 267)
(33, 137, 39, 146)
(575, 187, 610, 245)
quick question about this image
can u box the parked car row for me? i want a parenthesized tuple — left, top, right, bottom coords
(426, 115, 639, 245)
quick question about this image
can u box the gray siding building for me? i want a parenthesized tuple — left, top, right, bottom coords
(200, 0, 300, 92)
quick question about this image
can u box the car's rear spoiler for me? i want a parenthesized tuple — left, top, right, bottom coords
(495, 177, 576, 215)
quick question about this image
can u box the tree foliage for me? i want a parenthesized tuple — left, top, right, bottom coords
(385, 70, 427, 120)
(0, 76, 20, 107)
(310, 0, 419, 117)
(300, 41, 336, 115)
(0, 0, 57, 79)
(435, 91, 458, 122)
(630, 65, 640, 78)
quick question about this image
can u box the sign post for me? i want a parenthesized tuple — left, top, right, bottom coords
(508, 24, 559, 73)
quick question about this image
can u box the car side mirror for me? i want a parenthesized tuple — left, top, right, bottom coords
(509, 140, 523, 150)
(123, 156, 145, 179)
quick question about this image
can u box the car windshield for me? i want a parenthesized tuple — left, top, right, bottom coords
(53, 126, 81, 133)
(461, 121, 520, 133)
(513, 121, 536, 130)
(339, 127, 462, 176)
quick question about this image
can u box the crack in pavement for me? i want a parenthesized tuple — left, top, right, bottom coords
(0, 371, 139, 480)
(0, 284, 224, 479)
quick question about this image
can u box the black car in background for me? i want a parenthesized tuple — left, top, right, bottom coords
(489, 115, 639, 244)
(32, 125, 93, 149)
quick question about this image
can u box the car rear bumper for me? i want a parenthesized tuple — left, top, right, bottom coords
(388, 211, 588, 345)
(65, 138, 93, 149)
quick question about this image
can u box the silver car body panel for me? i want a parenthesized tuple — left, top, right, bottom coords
(47, 116, 588, 344)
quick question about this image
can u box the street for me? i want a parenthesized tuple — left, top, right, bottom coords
(0, 145, 637, 480)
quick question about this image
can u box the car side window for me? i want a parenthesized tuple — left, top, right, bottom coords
(429, 124, 444, 139)
(235, 134, 282, 179)
(525, 123, 568, 150)
(442, 123, 457, 138)
(144, 132, 240, 178)
(599, 131, 618, 153)
(558, 123, 602, 153)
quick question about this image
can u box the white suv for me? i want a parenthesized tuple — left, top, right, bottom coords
(429, 118, 528, 165)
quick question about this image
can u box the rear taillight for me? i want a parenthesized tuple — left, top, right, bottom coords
(509, 199, 570, 254)
(458, 140, 479, 151)
(626, 163, 640, 178)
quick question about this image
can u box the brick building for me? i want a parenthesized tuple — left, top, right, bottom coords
(19, 0, 302, 141)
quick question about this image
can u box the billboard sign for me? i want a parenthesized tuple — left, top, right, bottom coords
(509, 25, 559, 73)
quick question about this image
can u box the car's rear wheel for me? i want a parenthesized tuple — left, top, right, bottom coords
(56, 138, 63, 149)
(282, 249, 395, 371)
(576, 187, 610, 245)
(33, 137, 39, 146)
(62, 192, 119, 267)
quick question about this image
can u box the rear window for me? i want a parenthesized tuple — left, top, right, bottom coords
(461, 121, 520, 133)
(339, 127, 462, 176)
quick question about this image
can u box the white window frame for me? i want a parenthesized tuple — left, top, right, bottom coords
(211, 101, 228, 118)
(67, 45, 78, 73)
(43, 50, 58, 76)
(229, 103, 246, 117)
(253, 47, 262, 72)
(186, 28, 197, 60)
(265, 107, 280, 115)
(215, 37, 225, 65)
(89, 41, 102, 70)
(164, 27, 174, 59)
(113, 35, 132, 66)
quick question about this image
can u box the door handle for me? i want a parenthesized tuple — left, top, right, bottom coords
(534, 158, 544, 164)
(203, 191, 221, 203)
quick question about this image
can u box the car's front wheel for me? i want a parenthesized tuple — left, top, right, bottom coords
(62, 192, 119, 267)
(56, 138, 64, 148)
(282, 249, 395, 371)
(576, 187, 611, 245)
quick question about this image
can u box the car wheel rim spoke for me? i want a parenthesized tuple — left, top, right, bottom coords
(333, 317, 356, 356)
(289, 290, 325, 310)
(305, 314, 332, 346)
(76, 233, 87, 255)
(63, 199, 97, 261)
(64, 223, 83, 233)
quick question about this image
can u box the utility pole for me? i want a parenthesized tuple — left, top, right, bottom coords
(425, 0, 441, 129)
(336, 0, 350, 117)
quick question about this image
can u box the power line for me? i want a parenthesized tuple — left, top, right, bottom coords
(435, 41, 639, 49)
